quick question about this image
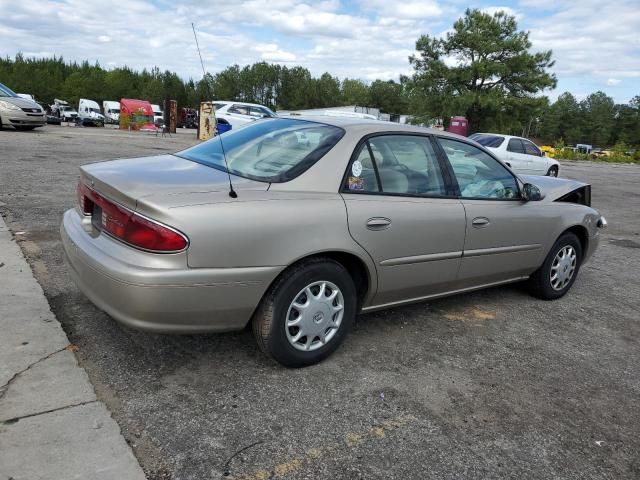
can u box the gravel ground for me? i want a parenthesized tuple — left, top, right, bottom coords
(1, 125, 639, 480)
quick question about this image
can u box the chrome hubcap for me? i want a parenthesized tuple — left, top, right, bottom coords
(550, 245, 577, 291)
(285, 281, 344, 352)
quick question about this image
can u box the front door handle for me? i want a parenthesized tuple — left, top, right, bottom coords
(366, 217, 391, 230)
(472, 217, 490, 228)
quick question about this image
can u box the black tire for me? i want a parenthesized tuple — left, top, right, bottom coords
(14, 126, 36, 131)
(527, 232, 582, 300)
(252, 257, 357, 367)
(547, 165, 559, 177)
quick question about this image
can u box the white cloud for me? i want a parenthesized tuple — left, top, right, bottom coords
(0, 0, 637, 103)
(526, 0, 640, 82)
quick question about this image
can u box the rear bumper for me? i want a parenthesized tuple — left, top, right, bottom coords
(61, 209, 282, 333)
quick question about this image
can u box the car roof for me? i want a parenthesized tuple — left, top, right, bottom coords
(279, 115, 469, 140)
(473, 132, 527, 141)
(214, 100, 271, 108)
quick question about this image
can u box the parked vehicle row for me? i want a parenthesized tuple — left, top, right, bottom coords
(62, 117, 605, 367)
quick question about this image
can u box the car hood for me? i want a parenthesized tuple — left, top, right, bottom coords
(2, 96, 42, 110)
(80, 154, 269, 211)
(519, 175, 589, 202)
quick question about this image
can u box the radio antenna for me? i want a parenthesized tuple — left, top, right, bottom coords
(192, 22, 237, 198)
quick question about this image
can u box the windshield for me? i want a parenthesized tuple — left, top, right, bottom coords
(469, 134, 505, 148)
(0, 82, 18, 98)
(176, 118, 344, 183)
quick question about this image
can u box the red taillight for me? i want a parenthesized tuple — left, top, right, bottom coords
(76, 180, 188, 253)
(77, 180, 93, 215)
(122, 213, 188, 252)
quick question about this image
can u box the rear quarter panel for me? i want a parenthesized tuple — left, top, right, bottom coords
(169, 191, 378, 298)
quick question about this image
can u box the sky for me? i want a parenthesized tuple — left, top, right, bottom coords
(0, 0, 638, 104)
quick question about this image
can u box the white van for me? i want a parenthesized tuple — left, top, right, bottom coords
(151, 104, 164, 125)
(103, 101, 120, 124)
(78, 99, 105, 126)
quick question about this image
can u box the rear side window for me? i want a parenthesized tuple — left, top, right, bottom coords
(470, 134, 505, 148)
(228, 104, 250, 115)
(507, 138, 525, 153)
(343, 135, 447, 197)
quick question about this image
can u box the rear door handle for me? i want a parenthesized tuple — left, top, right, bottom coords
(472, 217, 490, 227)
(366, 217, 391, 230)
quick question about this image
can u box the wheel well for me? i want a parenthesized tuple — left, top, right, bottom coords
(284, 252, 370, 308)
(564, 225, 589, 259)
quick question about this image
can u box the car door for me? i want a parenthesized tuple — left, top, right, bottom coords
(341, 134, 466, 306)
(505, 138, 532, 173)
(437, 137, 556, 288)
(522, 139, 547, 174)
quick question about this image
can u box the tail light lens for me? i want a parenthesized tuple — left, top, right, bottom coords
(76, 180, 188, 253)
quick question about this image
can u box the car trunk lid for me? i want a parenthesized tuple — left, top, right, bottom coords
(79, 154, 269, 211)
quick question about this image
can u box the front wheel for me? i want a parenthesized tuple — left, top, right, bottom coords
(547, 165, 559, 177)
(252, 258, 357, 367)
(527, 232, 582, 300)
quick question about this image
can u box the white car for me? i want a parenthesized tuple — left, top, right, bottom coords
(470, 133, 560, 177)
(212, 101, 276, 129)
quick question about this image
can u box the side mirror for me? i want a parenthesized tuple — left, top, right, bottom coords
(522, 183, 544, 201)
(541, 151, 546, 157)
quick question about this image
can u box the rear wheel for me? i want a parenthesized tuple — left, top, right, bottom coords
(252, 258, 357, 367)
(527, 232, 582, 300)
(547, 165, 559, 177)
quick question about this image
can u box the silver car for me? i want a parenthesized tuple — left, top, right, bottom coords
(61, 117, 606, 366)
(0, 82, 46, 130)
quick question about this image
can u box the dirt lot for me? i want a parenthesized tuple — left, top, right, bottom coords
(1, 125, 639, 480)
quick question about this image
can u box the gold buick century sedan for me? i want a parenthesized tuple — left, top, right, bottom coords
(61, 117, 606, 366)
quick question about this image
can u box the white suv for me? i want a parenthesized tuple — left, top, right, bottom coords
(212, 101, 276, 129)
(470, 133, 560, 177)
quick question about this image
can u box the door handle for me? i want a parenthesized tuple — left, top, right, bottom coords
(366, 217, 391, 230)
(472, 217, 490, 228)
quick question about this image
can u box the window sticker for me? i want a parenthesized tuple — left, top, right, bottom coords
(351, 160, 363, 177)
(348, 176, 364, 191)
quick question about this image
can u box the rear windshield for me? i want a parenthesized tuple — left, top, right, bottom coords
(176, 118, 344, 183)
(470, 134, 505, 148)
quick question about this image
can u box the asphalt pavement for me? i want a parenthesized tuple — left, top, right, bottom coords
(0, 125, 638, 479)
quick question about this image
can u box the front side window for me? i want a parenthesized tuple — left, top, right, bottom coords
(343, 135, 447, 197)
(522, 140, 541, 156)
(176, 118, 344, 183)
(250, 106, 276, 118)
(438, 138, 519, 200)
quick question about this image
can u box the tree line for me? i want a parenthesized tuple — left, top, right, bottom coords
(0, 54, 405, 117)
(1, 9, 638, 147)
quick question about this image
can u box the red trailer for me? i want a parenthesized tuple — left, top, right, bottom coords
(447, 116, 468, 136)
(119, 99, 157, 131)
